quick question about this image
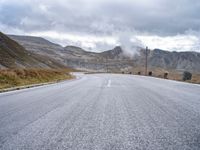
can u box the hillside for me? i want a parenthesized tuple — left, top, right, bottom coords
(0, 32, 40, 68)
(149, 49, 200, 73)
(132, 48, 200, 73)
(0, 32, 66, 69)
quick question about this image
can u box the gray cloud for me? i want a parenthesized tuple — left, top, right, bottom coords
(0, 0, 200, 52)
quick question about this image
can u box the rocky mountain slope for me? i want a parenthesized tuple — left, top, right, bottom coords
(9, 35, 65, 63)
(62, 46, 134, 71)
(7, 34, 200, 73)
(149, 49, 200, 72)
(127, 48, 200, 73)
(8, 35, 134, 71)
(0, 32, 66, 69)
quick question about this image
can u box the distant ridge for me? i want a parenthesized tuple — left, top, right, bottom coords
(6, 33, 200, 73)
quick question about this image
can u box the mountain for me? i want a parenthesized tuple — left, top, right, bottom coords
(148, 49, 200, 73)
(7, 35, 134, 71)
(8, 35, 65, 63)
(100, 46, 124, 59)
(63, 46, 200, 73)
(7, 34, 200, 73)
(0, 32, 66, 69)
(62, 46, 134, 71)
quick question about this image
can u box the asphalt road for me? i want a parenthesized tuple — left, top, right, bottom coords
(0, 73, 200, 150)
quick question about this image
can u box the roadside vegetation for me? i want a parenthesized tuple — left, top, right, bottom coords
(186, 74, 200, 84)
(129, 67, 200, 84)
(0, 68, 74, 89)
(86, 67, 200, 84)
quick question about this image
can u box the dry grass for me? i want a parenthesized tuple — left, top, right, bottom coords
(129, 67, 200, 84)
(0, 68, 73, 89)
(187, 74, 200, 84)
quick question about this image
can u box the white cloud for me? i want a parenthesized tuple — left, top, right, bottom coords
(28, 31, 117, 51)
(137, 35, 200, 52)
(1, 0, 200, 52)
(19, 30, 200, 52)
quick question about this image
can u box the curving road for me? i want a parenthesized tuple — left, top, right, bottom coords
(0, 73, 200, 150)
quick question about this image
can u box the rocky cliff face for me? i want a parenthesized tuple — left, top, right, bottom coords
(8, 34, 200, 73)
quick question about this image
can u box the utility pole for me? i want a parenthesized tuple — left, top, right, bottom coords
(106, 58, 108, 73)
(145, 46, 148, 76)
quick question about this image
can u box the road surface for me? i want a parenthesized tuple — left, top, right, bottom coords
(0, 74, 200, 150)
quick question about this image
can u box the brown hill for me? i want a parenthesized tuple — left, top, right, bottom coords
(0, 32, 66, 69)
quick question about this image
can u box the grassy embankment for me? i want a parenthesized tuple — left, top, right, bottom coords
(0, 68, 74, 90)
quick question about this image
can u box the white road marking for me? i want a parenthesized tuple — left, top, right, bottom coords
(107, 79, 111, 87)
(1, 74, 200, 149)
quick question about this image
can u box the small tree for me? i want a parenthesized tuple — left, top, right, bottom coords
(164, 72, 168, 79)
(182, 71, 192, 81)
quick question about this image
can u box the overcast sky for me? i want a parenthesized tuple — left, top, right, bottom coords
(0, 0, 200, 52)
